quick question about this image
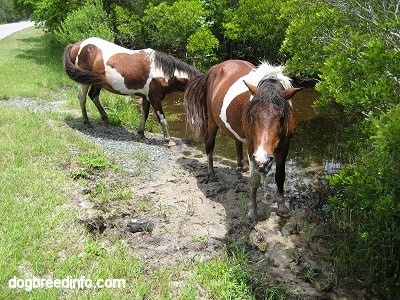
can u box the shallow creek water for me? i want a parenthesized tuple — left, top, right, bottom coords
(163, 88, 341, 172)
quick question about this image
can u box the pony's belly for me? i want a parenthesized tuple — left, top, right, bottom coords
(105, 66, 148, 96)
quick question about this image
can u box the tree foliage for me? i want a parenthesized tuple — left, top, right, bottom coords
(223, 0, 288, 63)
(143, 0, 207, 56)
(0, 0, 28, 23)
(54, 0, 114, 45)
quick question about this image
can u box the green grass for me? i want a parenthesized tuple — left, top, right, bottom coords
(0, 107, 149, 299)
(0, 28, 270, 299)
(0, 27, 67, 100)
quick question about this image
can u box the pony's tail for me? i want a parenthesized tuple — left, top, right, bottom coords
(184, 71, 211, 138)
(62, 44, 104, 85)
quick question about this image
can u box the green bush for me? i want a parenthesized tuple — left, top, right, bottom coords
(280, 1, 345, 78)
(186, 27, 219, 71)
(0, 0, 27, 23)
(315, 36, 400, 116)
(112, 4, 144, 48)
(143, 0, 206, 57)
(328, 104, 400, 298)
(55, 0, 114, 45)
(223, 0, 288, 63)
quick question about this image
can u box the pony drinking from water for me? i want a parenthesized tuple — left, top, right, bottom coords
(184, 60, 301, 220)
(62, 37, 202, 146)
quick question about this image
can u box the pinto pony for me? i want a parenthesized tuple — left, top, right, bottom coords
(62, 37, 201, 145)
(184, 60, 301, 220)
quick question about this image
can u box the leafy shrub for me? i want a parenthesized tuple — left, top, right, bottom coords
(328, 104, 400, 298)
(143, 0, 206, 56)
(186, 27, 219, 71)
(55, 0, 114, 45)
(280, 1, 345, 78)
(315, 36, 400, 115)
(0, 0, 28, 23)
(112, 4, 144, 48)
(223, 0, 288, 63)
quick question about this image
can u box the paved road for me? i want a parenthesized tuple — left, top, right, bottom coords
(0, 21, 35, 40)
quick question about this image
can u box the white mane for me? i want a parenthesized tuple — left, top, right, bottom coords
(256, 62, 292, 89)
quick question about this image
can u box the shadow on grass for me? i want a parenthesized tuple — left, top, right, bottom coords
(15, 34, 65, 69)
(65, 115, 171, 148)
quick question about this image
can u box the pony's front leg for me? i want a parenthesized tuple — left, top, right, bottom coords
(274, 152, 290, 217)
(137, 98, 150, 140)
(154, 105, 175, 147)
(78, 84, 91, 126)
(156, 110, 175, 147)
(248, 161, 261, 221)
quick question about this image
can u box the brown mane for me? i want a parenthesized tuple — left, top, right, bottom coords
(243, 79, 292, 135)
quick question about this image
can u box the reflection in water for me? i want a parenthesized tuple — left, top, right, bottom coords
(163, 88, 343, 169)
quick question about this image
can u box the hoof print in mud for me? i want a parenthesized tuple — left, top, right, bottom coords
(127, 218, 154, 233)
(80, 215, 107, 234)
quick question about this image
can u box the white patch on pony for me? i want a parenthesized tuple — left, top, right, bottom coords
(149, 52, 165, 80)
(156, 111, 167, 126)
(219, 62, 292, 141)
(76, 37, 155, 97)
(173, 69, 190, 79)
(253, 144, 269, 164)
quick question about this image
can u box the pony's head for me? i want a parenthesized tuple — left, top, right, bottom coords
(243, 79, 301, 174)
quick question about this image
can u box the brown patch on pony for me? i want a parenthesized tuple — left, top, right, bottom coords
(62, 43, 105, 86)
(107, 51, 150, 90)
(77, 44, 106, 75)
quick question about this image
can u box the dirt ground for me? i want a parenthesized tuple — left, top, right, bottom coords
(3, 98, 375, 299)
(71, 122, 373, 300)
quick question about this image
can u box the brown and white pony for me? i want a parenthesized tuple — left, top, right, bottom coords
(62, 37, 202, 146)
(184, 60, 301, 220)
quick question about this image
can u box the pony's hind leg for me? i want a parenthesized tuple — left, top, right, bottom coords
(78, 84, 91, 126)
(88, 86, 109, 125)
(205, 122, 219, 182)
(137, 98, 150, 140)
(235, 139, 244, 171)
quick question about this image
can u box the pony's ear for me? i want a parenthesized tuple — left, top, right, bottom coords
(243, 80, 259, 95)
(282, 87, 303, 100)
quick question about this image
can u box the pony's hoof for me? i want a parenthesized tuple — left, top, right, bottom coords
(206, 174, 217, 183)
(84, 121, 93, 128)
(276, 206, 291, 218)
(166, 139, 176, 147)
(247, 210, 258, 222)
(136, 132, 146, 141)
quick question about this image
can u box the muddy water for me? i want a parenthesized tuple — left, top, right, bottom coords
(163, 88, 340, 169)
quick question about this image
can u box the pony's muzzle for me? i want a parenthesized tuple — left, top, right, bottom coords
(253, 156, 273, 174)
